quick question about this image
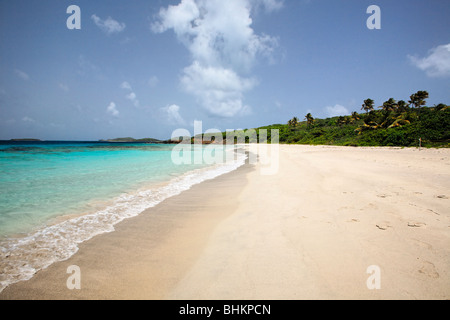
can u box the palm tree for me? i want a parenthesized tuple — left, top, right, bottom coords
(408, 95, 416, 108)
(305, 113, 315, 128)
(288, 117, 299, 127)
(397, 100, 408, 113)
(388, 114, 411, 128)
(361, 99, 375, 113)
(338, 116, 354, 126)
(380, 98, 397, 112)
(409, 91, 429, 108)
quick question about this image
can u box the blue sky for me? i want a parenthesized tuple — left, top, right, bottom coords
(0, 0, 449, 140)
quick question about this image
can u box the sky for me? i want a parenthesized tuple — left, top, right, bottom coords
(0, 0, 449, 141)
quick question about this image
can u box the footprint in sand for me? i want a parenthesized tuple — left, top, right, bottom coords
(408, 222, 426, 228)
(427, 209, 440, 216)
(418, 261, 439, 279)
(436, 195, 448, 199)
(376, 222, 391, 230)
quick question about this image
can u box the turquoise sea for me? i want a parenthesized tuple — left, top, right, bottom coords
(0, 141, 246, 292)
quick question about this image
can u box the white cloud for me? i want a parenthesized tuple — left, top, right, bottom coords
(162, 104, 186, 125)
(153, 0, 279, 70)
(126, 92, 137, 100)
(181, 62, 255, 117)
(106, 102, 119, 117)
(325, 104, 349, 117)
(120, 81, 140, 107)
(152, 0, 280, 117)
(408, 43, 450, 77)
(126, 92, 140, 107)
(15, 69, 30, 81)
(91, 14, 126, 35)
(120, 81, 132, 90)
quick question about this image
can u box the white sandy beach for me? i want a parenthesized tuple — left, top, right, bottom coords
(1, 145, 449, 300)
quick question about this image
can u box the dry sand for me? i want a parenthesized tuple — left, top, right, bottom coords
(1, 145, 449, 300)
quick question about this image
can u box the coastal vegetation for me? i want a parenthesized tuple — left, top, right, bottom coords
(268, 91, 449, 147)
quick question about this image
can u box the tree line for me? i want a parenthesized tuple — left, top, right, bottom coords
(288, 90, 448, 131)
(280, 90, 449, 147)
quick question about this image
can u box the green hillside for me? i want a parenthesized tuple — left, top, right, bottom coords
(254, 92, 449, 148)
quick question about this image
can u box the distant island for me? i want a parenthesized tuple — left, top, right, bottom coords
(10, 138, 42, 142)
(99, 137, 164, 143)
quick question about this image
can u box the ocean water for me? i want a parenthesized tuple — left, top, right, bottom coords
(0, 141, 246, 292)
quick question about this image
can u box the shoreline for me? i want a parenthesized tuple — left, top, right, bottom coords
(1, 145, 449, 300)
(0, 157, 254, 299)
